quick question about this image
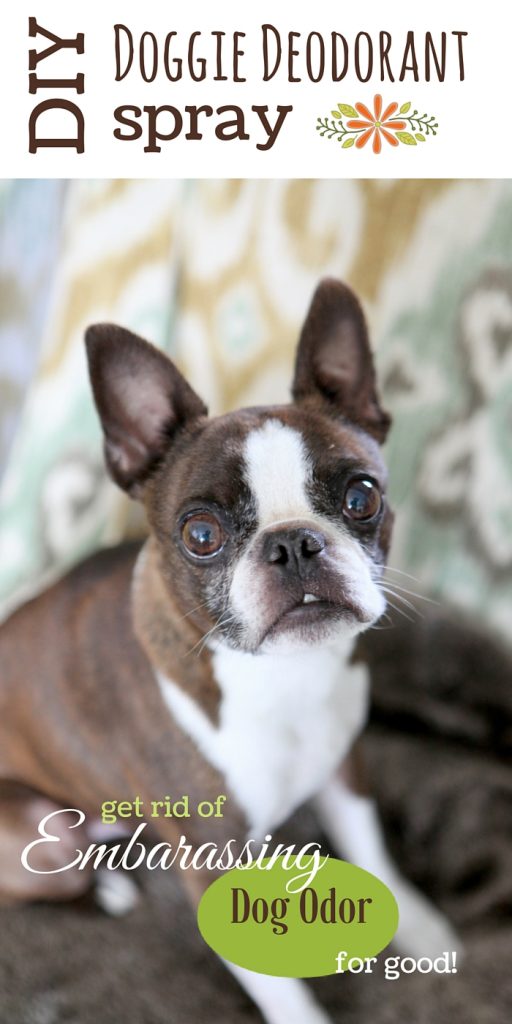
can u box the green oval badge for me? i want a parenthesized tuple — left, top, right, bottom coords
(197, 856, 398, 977)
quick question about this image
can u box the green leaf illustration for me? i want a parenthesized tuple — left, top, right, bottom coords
(338, 104, 358, 117)
(396, 131, 417, 146)
(331, 110, 342, 120)
(342, 137, 355, 148)
(415, 133, 426, 142)
(399, 102, 411, 114)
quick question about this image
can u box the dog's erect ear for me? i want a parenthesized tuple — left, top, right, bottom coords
(85, 324, 207, 496)
(292, 279, 391, 443)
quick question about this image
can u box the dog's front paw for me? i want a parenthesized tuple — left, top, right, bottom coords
(257, 986, 333, 1024)
(392, 882, 462, 961)
(95, 869, 139, 916)
(225, 965, 333, 1024)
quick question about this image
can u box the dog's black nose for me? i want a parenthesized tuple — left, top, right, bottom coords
(262, 527, 326, 569)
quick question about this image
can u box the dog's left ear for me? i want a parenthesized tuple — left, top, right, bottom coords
(292, 278, 391, 443)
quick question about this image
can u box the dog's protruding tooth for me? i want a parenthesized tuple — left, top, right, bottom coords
(303, 594, 320, 604)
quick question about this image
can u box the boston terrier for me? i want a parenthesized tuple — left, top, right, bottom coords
(0, 280, 458, 1023)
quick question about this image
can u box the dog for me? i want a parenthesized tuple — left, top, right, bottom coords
(0, 279, 459, 1023)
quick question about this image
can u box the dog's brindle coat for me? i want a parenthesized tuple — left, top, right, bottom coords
(0, 281, 458, 1024)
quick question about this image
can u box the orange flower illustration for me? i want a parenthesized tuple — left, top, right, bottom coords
(317, 98, 438, 153)
(346, 94, 406, 153)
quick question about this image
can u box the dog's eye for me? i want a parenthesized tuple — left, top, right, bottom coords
(181, 512, 225, 558)
(343, 478, 382, 522)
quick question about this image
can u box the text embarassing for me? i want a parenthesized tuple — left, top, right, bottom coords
(20, 810, 326, 892)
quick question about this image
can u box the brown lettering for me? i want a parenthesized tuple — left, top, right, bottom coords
(29, 99, 84, 153)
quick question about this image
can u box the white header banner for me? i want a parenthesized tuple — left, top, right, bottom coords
(0, 0, 509, 178)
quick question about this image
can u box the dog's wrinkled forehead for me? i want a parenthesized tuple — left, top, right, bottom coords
(157, 404, 386, 531)
(242, 414, 386, 531)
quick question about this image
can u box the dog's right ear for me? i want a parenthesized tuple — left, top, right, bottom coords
(85, 324, 207, 497)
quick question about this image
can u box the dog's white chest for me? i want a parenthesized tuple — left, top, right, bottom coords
(157, 643, 369, 837)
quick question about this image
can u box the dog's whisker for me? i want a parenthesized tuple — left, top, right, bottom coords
(379, 594, 418, 624)
(381, 578, 439, 605)
(373, 568, 439, 606)
(186, 625, 222, 658)
(177, 600, 212, 623)
(185, 612, 237, 658)
(374, 564, 423, 584)
(200, 617, 238, 657)
(377, 584, 419, 616)
(184, 624, 219, 658)
(196, 617, 235, 658)
(379, 586, 425, 621)
(370, 608, 397, 631)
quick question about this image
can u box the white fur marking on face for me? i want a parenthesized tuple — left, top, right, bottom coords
(229, 419, 386, 650)
(244, 420, 313, 526)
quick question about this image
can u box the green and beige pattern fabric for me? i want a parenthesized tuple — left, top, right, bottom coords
(0, 179, 511, 639)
